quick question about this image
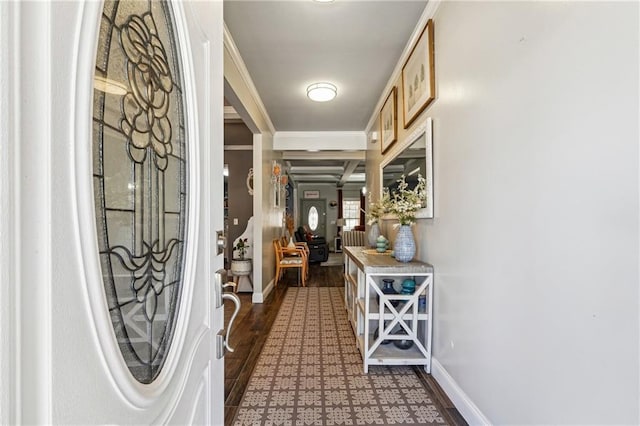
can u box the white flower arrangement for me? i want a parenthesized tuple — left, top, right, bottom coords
(367, 189, 391, 225)
(389, 174, 427, 226)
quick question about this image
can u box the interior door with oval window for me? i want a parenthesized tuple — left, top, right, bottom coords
(43, 1, 226, 424)
(301, 198, 327, 239)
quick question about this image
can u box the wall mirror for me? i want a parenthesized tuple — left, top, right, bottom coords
(381, 117, 433, 218)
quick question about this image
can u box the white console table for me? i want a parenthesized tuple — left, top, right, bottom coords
(343, 246, 434, 373)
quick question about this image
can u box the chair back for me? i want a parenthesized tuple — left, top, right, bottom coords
(273, 239, 283, 262)
(342, 230, 366, 247)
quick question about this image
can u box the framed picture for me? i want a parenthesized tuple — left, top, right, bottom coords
(380, 86, 397, 154)
(402, 19, 435, 129)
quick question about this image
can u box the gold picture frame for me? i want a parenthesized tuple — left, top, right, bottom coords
(380, 86, 397, 154)
(402, 19, 435, 129)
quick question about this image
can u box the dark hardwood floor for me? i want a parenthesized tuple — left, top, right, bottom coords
(223, 261, 466, 426)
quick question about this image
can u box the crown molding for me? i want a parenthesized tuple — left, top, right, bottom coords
(223, 23, 276, 134)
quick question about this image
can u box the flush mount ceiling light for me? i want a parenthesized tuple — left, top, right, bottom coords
(306, 82, 337, 102)
(313, 0, 335, 2)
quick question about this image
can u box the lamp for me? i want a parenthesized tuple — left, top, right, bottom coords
(307, 82, 337, 102)
(336, 218, 346, 238)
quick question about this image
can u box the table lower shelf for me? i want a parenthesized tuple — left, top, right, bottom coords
(357, 334, 429, 361)
(357, 333, 431, 373)
(357, 298, 430, 320)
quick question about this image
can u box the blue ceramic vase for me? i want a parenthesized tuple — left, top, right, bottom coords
(377, 278, 398, 307)
(394, 225, 416, 262)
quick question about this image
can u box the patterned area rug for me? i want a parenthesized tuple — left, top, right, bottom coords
(233, 287, 448, 425)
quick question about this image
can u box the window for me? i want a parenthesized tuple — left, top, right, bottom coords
(308, 206, 319, 231)
(93, 0, 187, 384)
(342, 200, 360, 231)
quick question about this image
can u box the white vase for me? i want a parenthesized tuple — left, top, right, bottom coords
(287, 237, 296, 248)
(368, 222, 380, 248)
(394, 225, 416, 262)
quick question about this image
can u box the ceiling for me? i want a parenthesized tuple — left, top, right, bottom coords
(282, 150, 366, 187)
(223, 0, 428, 185)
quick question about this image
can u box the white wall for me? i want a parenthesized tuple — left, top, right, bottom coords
(418, 2, 638, 423)
(254, 132, 283, 302)
(224, 29, 281, 303)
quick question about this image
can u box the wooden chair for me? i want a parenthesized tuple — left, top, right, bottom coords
(281, 236, 311, 279)
(273, 239, 308, 286)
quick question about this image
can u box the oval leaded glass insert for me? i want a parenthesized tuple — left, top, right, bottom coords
(308, 206, 319, 231)
(92, 0, 188, 384)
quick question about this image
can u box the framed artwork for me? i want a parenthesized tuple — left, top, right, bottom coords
(402, 19, 435, 129)
(380, 86, 397, 154)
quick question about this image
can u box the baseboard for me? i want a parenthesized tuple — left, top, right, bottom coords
(431, 357, 491, 425)
(253, 278, 274, 304)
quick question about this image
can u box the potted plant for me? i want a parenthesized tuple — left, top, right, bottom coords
(388, 174, 426, 262)
(233, 238, 249, 260)
(231, 238, 252, 275)
(366, 189, 391, 248)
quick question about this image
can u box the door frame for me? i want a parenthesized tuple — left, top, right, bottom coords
(1, 1, 53, 423)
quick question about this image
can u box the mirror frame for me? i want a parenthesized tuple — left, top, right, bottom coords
(380, 117, 433, 219)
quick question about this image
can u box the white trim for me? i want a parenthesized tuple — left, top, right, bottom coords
(0, 2, 17, 423)
(365, 0, 441, 134)
(15, 2, 53, 423)
(223, 24, 276, 135)
(431, 357, 491, 426)
(251, 134, 264, 304)
(274, 131, 366, 151)
(283, 150, 365, 161)
(224, 105, 241, 120)
(254, 278, 275, 304)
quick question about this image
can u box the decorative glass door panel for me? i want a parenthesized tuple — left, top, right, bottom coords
(301, 199, 326, 239)
(93, 0, 188, 384)
(308, 206, 319, 231)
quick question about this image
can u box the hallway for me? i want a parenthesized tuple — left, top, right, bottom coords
(224, 264, 465, 425)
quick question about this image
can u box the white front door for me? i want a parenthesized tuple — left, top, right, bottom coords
(1, 1, 226, 424)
